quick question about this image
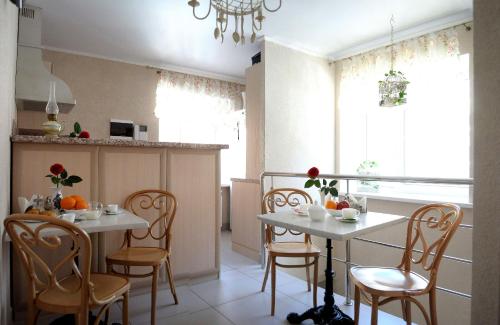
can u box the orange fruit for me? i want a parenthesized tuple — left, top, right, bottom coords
(61, 197, 77, 210)
(325, 200, 337, 210)
(70, 195, 85, 202)
(75, 200, 89, 210)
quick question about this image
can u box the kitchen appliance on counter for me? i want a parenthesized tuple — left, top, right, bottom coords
(110, 119, 134, 140)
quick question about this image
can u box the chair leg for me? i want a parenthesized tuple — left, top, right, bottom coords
(313, 256, 318, 308)
(305, 256, 311, 292)
(261, 254, 271, 292)
(271, 256, 276, 316)
(26, 299, 36, 325)
(401, 299, 407, 321)
(166, 256, 179, 304)
(405, 298, 412, 325)
(76, 309, 88, 325)
(429, 288, 438, 325)
(123, 291, 129, 325)
(151, 265, 159, 325)
(104, 307, 110, 325)
(371, 295, 379, 325)
(354, 286, 360, 325)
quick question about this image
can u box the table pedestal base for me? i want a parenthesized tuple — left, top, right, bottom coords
(287, 305, 353, 324)
(286, 238, 353, 325)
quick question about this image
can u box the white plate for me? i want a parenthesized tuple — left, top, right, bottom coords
(292, 207, 308, 216)
(335, 216, 359, 223)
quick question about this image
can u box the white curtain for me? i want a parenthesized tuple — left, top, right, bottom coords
(338, 27, 471, 200)
(155, 70, 246, 184)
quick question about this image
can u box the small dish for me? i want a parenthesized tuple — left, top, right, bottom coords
(104, 208, 122, 215)
(326, 209, 343, 218)
(335, 216, 359, 223)
(292, 207, 309, 216)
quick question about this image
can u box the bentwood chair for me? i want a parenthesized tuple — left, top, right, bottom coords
(106, 189, 178, 325)
(261, 188, 320, 315)
(350, 203, 463, 325)
(5, 214, 130, 325)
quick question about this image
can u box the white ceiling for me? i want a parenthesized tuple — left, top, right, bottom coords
(26, 0, 472, 82)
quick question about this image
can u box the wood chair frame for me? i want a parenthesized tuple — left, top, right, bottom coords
(5, 214, 130, 325)
(350, 203, 463, 325)
(106, 189, 178, 325)
(261, 188, 320, 315)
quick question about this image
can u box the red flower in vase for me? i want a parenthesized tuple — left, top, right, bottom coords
(307, 167, 320, 179)
(49, 163, 64, 175)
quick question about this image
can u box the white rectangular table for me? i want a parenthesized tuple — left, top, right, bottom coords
(258, 211, 406, 324)
(4, 209, 149, 272)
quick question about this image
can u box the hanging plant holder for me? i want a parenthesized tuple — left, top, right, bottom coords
(378, 16, 409, 107)
(379, 70, 409, 107)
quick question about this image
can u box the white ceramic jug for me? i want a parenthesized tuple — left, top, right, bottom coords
(308, 200, 326, 222)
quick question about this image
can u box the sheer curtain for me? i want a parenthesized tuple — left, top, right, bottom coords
(155, 70, 246, 184)
(337, 28, 471, 201)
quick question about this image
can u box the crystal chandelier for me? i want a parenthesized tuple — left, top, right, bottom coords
(379, 16, 409, 107)
(188, 0, 282, 45)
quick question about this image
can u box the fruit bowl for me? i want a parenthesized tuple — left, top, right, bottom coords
(326, 209, 343, 217)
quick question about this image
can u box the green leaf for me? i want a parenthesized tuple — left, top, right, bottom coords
(62, 180, 73, 187)
(60, 169, 68, 179)
(69, 132, 76, 138)
(304, 179, 315, 188)
(329, 180, 337, 186)
(67, 175, 83, 184)
(51, 176, 59, 185)
(314, 179, 321, 188)
(74, 122, 82, 134)
(331, 188, 339, 197)
(322, 179, 326, 186)
(45, 174, 53, 177)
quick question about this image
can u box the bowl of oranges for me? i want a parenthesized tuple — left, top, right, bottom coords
(60, 195, 89, 214)
(325, 199, 350, 217)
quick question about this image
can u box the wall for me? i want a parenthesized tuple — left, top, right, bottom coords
(471, 0, 500, 323)
(264, 41, 335, 180)
(0, 1, 18, 323)
(17, 50, 160, 141)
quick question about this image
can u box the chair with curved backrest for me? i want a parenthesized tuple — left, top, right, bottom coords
(350, 203, 463, 325)
(106, 189, 178, 325)
(5, 214, 130, 325)
(261, 188, 320, 315)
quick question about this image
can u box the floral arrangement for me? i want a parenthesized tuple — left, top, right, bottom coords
(304, 167, 338, 197)
(46, 163, 83, 187)
(69, 122, 90, 138)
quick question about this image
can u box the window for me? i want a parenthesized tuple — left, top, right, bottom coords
(155, 71, 246, 184)
(337, 28, 471, 203)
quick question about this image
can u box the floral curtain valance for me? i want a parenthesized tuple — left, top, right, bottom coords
(155, 70, 245, 116)
(340, 27, 460, 80)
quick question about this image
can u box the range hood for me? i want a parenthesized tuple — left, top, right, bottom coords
(16, 6, 75, 112)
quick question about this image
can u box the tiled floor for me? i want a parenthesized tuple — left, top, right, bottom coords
(24, 231, 407, 324)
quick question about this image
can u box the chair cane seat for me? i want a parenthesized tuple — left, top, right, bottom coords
(36, 273, 130, 313)
(350, 266, 429, 296)
(107, 247, 169, 267)
(267, 241, 321, 256)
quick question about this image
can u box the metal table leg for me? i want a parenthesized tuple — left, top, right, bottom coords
(344, 239, 352, 306)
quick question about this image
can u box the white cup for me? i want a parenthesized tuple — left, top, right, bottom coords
(106, 204, 119, 213)
(342, 208, 360, 220)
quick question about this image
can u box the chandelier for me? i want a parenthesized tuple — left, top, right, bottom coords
(379, 16, 409, 107)
(188, 0, 282, 45)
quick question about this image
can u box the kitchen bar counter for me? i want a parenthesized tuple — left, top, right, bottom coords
(11, 135, 229, 150)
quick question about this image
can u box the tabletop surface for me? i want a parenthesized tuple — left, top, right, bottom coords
(258, 210, 407, 240)
(3, 209, 149, 241)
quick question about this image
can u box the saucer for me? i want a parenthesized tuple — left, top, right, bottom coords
(335, 216, 359, 223)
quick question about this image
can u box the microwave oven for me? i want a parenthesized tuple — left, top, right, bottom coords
(109, 119, 134, 140)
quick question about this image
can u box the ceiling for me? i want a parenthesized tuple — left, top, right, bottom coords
(26, 0, 472, 82)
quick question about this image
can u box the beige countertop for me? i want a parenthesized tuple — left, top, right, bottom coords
(231, 178, 260, 184)
(11, 135, 229, 150)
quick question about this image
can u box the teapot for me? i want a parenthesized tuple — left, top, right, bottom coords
(308, 200, 326, 222)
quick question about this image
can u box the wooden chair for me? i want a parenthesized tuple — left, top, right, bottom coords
(106, 189, 178, 325)
(350, 203, 463, 325)
(261, 188, 320, 315)
(4, 214, 130, 325)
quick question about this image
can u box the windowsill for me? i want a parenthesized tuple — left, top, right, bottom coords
(349, 191, 473, 209)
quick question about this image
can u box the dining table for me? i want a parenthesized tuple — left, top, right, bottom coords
(258, 210, 406, 324)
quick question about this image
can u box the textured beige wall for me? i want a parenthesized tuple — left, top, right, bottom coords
(264, 41, 335, 179)
(471, 0, 500, 323)
(0, 1, 18, 322)
(17, 50, 160, 141)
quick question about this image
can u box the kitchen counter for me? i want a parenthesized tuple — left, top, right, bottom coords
(11, 135, 229, 150)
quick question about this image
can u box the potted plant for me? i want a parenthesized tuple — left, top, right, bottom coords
(46, 163, 82, 209)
